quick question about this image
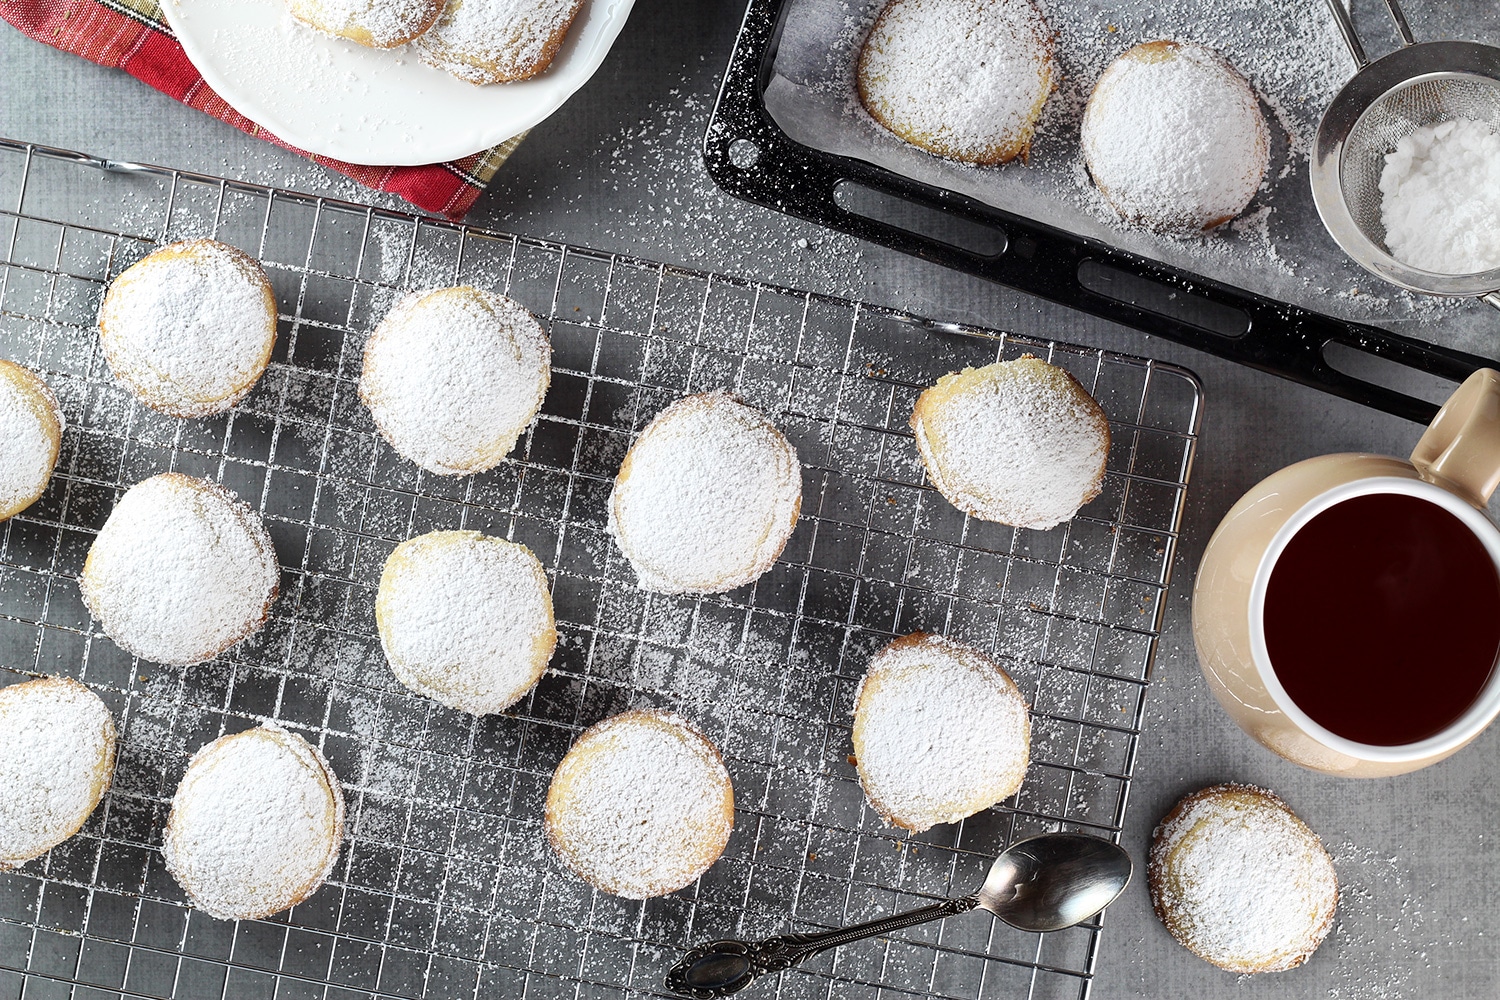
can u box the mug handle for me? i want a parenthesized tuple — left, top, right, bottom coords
(1411, 368, 1500, 507)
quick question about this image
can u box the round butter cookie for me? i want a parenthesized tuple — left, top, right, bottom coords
(163, 724, 344, 920)
(376, 530, 557, 715)
(418, 0, 586, 85)
(97, 239, 277, 417)
(852, 633, 1029, 832)
(545, 710, 734, 899)
(1149, 784, 1338, 974)
(0, 677, 117, 869)
(80, 474, 280, 666)
(287, 0, 442, 48)
(857, 0, 1056, 165)
(609, 392, 801, 595)
(1082, 41, 1270, 232)
(911, 356, 1109, 530)
(360, 286, 550, 476)
(0, 360, 63, 522)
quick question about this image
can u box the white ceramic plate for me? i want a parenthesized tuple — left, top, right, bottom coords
(161, 0, 635, 166)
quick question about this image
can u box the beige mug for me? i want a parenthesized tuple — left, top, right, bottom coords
(1193, 368, 1500, 777)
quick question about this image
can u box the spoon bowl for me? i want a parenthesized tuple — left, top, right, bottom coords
(979, 833, 1134, 932)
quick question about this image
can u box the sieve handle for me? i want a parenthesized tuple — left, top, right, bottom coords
(1324, 0, 1369, 68)
(1383, 0, 1418, 46)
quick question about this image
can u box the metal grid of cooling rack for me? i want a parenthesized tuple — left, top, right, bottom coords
(0, 139, 1201, 1000)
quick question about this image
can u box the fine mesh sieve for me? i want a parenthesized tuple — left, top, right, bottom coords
(1310, 0, 1500, 308)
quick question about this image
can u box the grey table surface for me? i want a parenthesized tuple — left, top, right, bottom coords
(3, 1, 1499, 997)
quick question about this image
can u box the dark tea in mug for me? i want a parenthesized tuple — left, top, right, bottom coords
(1262, 492, 1500, 746)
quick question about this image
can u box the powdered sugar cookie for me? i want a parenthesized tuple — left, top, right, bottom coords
(360, 286, 551, 476)
(0, 677, 117, 869)
(1149, 784, 1338, 974)
(852, 633, 1029, 832)
(1082, 41, 1270, 232)
(911, 356, 1109, 530)
(545, 710, 734, 898)
(857, 0, 1056, 165)
(608, 392, 802, 595)
(376, 530, 557, 715)
(80, 474, 280, 666)
(288, 0, 443, 48)
(0, 360, 63, 522)
(418, 0, 586, 85)
(163, 724, 344, 920)
(97, 239, 277, 417)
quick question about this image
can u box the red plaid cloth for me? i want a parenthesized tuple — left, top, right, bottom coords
(2, 0, 520, 219)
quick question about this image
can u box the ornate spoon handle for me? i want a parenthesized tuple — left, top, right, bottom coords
(665, 894, 982, 998)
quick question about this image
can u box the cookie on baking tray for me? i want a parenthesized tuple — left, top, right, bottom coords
(1082, 40, 1269, 232)
(857, 0, 1056, 165)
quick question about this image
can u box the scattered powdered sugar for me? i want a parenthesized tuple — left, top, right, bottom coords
(162, 724, 344, 920)
(1080, 41, 1269, 232)
(856, 0, 1054, 164)
(418, 0, 584, 85)
(1326, 843, 1437, 1000)
(80, 474, 280, 666)
(377, 530, 557, 715)
(912, 357, 1108, 530)
(0, 363, 62, 517)
(0, 678, 117, 868)
(96, 240, 277, 418)
(359, 286, 551, 476)
(608, 392, 802, 595)
(851, 633, 1029, 832)
(286, 0, 441, 48)
(545, 710, 732, 899)
(1150, 784, 1338, 974)
(1379, 118, 1500, 275)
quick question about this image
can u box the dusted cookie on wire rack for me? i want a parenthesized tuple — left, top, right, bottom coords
(852, 632, 1030, 832)
(0, 677, 117, 870)
(1149, 784, 1338, 974)
(608, 391, 802, 595)
(360, 286, 551, 476)
(0, 360, 63, 523)
(418, 0, 586, 85)
(857, 0, 1056, 165)
(545, 710, 734, 899)
(376, 530, 557, 715)
(163, 724, 345, 921)
(1082, 41, 1270, 233)
(80, 474, 280, 666)
(287, 0, 444, 48)
(96, 239, 277, 418)
(911, 356, 1109, 529)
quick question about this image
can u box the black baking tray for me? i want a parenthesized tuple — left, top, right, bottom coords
(702, 0, 1497, 423)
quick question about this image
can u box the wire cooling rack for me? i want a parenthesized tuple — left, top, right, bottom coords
(0, 139, 1201, 1000)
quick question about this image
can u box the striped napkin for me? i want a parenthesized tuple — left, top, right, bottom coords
(2, 0, 524, 219)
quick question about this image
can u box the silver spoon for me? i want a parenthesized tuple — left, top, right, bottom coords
(664, 833, 1133, 998)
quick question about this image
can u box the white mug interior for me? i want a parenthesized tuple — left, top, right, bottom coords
(1248, 475, 1500, 764)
